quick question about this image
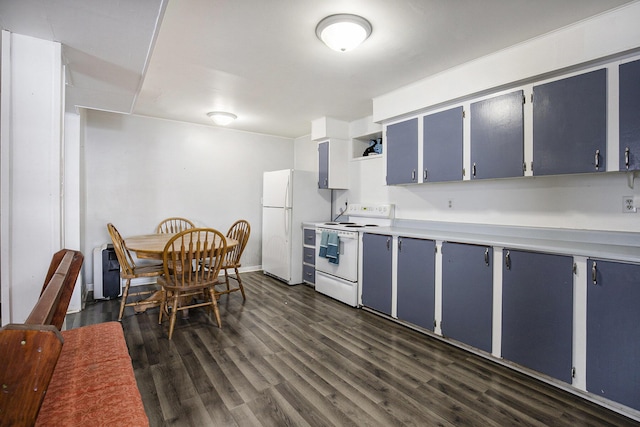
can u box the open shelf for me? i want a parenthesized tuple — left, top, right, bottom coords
(352, 131, 382, 160)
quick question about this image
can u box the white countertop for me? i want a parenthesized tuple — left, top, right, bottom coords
(336, 219, 640, 263)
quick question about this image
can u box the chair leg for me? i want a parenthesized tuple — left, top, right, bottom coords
(224, 268, 230, 291)
(235, 267, 246, 300)
(167, 294, 180, 340)
(158, 290, 167, 325)
(208, 288, 222, 328)
(118, 278, 131, 321)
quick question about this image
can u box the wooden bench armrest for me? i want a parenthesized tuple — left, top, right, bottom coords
(26, 249, 83, 330)
(0, 325, 64, 426)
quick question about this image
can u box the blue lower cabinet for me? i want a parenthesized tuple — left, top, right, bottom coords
(441, 242, 493, 353)
(587, 259, 640, 411)
(502, 249, 573, 383)
(362, 233, 393, 315)
(397, 237, 435, 331)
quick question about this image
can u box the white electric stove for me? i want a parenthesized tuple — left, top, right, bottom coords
(315, 204, 394, 306)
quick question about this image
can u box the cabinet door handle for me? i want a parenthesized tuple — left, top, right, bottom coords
(484, 248, 490, 266)
(472, 163, 477, 178)
(411, 170, 416, 181)
(386, 237, 391, 250)
(505, 250, 511, 270)
(423, 169, 428, 181)
(398, 238, 402, 252)
(594, 149, 600, 170)
(625, 147, 630, 170)
(592, 261, 597, 285)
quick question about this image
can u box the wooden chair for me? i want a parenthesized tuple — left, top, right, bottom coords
(218, 220, 250, 299)
(107, 223, 164, 321)
(158, 228, 228, 340)
(155, 217, 195, 234)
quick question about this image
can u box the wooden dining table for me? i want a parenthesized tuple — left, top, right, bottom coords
(125, 233, 238, 260)
(124, 232, 238, 313)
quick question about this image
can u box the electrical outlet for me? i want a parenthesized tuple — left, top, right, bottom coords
(448, 199, 453, 209)
(622, 196, 636, 213)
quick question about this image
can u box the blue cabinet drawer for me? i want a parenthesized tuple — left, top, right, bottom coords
(303, 264, 315, 284)
(303, 246, 315, 266)
(304, 228, 316, 246)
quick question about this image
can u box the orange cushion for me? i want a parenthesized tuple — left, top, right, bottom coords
(36, 322, 148, 427)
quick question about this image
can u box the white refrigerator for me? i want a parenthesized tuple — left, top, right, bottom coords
(262, 169, 331, 285)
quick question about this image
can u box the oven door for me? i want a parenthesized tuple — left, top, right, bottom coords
(315, 229, 358, 282)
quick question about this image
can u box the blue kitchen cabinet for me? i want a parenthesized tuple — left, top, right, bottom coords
(441, 242, 493, 352)
(386, 118, 419, 185)
(318, 140, 348, 189)
(587, 259, 640, 411)
(423, 106, 464, 182)
(502, 249, 573, 383)
(533, 68, 607, 176)
(362, 233, 393, 315)
(318, 141, 329, 189)
(620, 59, 640, 171)
(397, 237, 436, 330)
(470, 90, 524, 179)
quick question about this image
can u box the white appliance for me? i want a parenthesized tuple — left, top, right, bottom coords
(262, 169, 331, 285)
(315, 204, 394, 307)
(315, 227, 360, 306)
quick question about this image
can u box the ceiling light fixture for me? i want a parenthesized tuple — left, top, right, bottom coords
(207, 111, 237, 126)
(316, 14, 372, 52)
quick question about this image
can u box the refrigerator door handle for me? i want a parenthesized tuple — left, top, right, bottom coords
(284, 174, 291, 208)
(284, 208, 290, 236)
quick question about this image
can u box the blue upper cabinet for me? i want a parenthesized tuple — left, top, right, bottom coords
(470, 90, 525, 180)
(318, 141, 329, 189)
(620, 59, 640, 171)
(386, 118, 419, 185)
(423, 106, 464, 182)
(533, 69, 607, 176)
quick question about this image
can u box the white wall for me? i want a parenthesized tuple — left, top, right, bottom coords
(82, 110, 294, 286)
(64, 112, 83, 312)
(345, 156, 640, 232)
(1, 32, 64, 324)
(293, 133, 317, 172)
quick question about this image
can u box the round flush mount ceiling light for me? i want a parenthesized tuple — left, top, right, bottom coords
(316, 14, 372, 52)
(207, 111, 237, 126)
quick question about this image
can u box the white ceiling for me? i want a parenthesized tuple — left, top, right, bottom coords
(0, 0, 636, 138)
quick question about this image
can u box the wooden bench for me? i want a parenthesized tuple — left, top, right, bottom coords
(0, 249, 148, 427)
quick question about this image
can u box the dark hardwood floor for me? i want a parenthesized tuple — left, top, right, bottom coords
(66, 272, 638, 427)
